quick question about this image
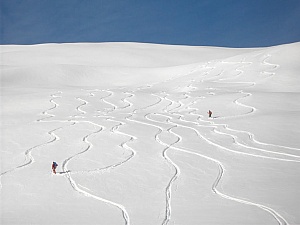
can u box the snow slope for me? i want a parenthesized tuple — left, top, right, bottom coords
(1, 42, 300, 225)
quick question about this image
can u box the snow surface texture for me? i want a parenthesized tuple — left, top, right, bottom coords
(1, 42, 300, 225)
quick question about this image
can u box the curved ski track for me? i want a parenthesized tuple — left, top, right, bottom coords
(124, 54, 293, 224)
(1, 92, 68, 177)
(9, 90, 136, 225)
(143, 54, 291, 224)
(148, 106, 290, 225)
(126, 112, 181, 225)
(59, 90, 139, 225)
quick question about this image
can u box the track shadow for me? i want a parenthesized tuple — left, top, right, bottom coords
(57, 170, 71, 174)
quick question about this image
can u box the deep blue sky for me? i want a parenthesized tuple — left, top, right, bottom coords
(1, 0, 300, 47)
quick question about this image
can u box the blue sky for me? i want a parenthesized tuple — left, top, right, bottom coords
(1, 0, 300, 47)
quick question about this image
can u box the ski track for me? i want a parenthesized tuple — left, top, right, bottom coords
(261, 54, 280, 77)
(121, 92, 133, 109)
(73, 97, 88, 118)
(157, 126, 181, 225)
(174, 118, 287, 163)
(146, 110, 289, 225)
(123, 91, 183, 224)
(126, 114, 181, 225)
(63, 88, 159, 224)
(172, 61, 300, 162)
(177, 99, 300, 161)
(0, 126, 63, 177)
(59, 90, 138, 225)
(0, 92, 66, 178)
(61, 125, 131, 225)
(101, 90, 117, 113)
(170, 145, 288, 225)
(184, 55, 299, 154)
(129, 106, 289, 225)
(181, 91, 300, 154)
(19, 90, 134, 225)
(144, 54, 289, 224)
(124, 56, 290, 223)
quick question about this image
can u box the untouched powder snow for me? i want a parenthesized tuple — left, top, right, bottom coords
(1, 42, 300, 225)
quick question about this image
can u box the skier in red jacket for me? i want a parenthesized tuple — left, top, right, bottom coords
(52, 162, 58, 174)
(208, 110, 212, 118)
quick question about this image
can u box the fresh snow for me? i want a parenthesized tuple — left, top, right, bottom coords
(1, 42, 300, 225)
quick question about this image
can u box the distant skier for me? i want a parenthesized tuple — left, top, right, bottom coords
(208, 110, 212, 118)
(52, 162, 58, 174)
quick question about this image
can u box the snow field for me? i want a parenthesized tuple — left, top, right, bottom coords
(1, 42, 300, 224)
